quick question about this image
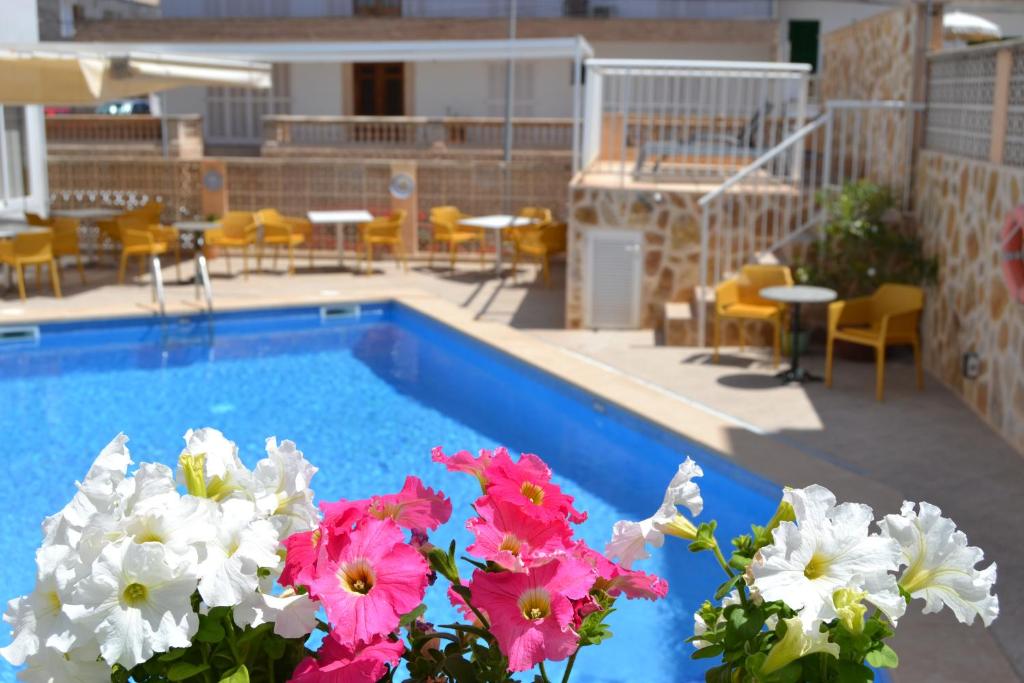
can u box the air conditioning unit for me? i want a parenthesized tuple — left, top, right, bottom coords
(583, 229, 643, 329)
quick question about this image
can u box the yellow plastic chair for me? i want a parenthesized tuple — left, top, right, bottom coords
(24, 212, 53, 227)
(511, 221, 566, 287)
(360, 210, 408, 274)
(507, 206, 552, 245)
(0, 231, 61, 301)
(255, 209, 306, 275)
(205, 211, 259, 278)
(825, 284, 924, 401)
(257, 208, 314, 268)
(117, 219, 167, 285)
(713, 264, 794, 367)
(429, 206, 485, 269)
(97, 202, 163, 263)
(50, 217, 86, 285)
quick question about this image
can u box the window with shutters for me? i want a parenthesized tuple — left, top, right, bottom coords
(205, 64, 291, 146)
(486, 63, 536, 117)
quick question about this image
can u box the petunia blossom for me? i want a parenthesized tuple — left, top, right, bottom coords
(280, 528, 322, 590)
(0, 545, 79, 665)
(573, 542, 668, 600)
(484, 450, 587, 524)
(468, 557, 596, 672)
(604, 518, 664, 569)
(466, 497, 573, 571)
(367, 476, 452, 532)
(879, 501, 998, 627)
(289, 633, 405, 683)
(18, 645, 109, 683)
(761, 617, 839, 675)
(196, 499, 281, 609)
(431, 446, 496, 489)
(310, 518, 429, 646)
(252, 437, 320, 537)
(63, 539, 199, 668)
(748, 485, 904, 633)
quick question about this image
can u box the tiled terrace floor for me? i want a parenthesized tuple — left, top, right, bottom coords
(1, 254, 1021, 682)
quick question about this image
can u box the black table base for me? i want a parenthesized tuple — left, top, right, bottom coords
(777, 301, 820, 384)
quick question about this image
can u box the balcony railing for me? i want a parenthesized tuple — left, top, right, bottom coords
(262, 116, 574, 156)
(45, 115, 204, 158)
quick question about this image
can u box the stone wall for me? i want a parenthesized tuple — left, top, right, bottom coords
(820, 6, 917, 103)
(916, 150, 1024, 454)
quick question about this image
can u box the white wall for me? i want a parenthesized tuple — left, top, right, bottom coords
(593, 40, 775, 61)
(289, 63, 343, 116)
(414, 60, 575, 117)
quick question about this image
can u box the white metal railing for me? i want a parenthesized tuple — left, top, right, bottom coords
(695, 100, 923, 346)
(578, 59, 811, 184)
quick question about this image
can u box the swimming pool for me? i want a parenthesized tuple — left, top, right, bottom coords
(0, 301, 779, 682)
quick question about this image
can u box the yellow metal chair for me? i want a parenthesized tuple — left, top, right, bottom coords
(825, 284, 924, 402)
(255, 209, 306, 275)
(257, 208, 314, 268)
(429, 205, 485, 269)
(117, 218, 167, 285)
(360, 210, 408, 274)
(713, 264, 794, 367)
(0, 231, 61, 301)
(205, 211, 259, 278)
(50, 217, 86, 285)
(511, 221, 566, 287)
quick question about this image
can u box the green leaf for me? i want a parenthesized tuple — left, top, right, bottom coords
(692, 644, 724, 660)
(220, 665, 250, 683)
(195, 618, 225, 643)
(167, 662, 211, 681)
(865, 644, 899, 669)
(158, 649, 187, 662)
(713, 575, 742, 601)
(263, 635, 286, 660)
(399, 604, 427, 628)
(836, 660, 875, 683)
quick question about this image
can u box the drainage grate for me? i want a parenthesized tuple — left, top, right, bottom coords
(0, 325, 40, 344)
(320, 304, 361, 321)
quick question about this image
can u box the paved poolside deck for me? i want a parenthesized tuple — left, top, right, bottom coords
(1, 254, 1021, 682)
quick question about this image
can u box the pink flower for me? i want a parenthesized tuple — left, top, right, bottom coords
(367, 476, 452, 532)
(289, 633, 405, 683)
(574, 542, 668, 601)
(466, 496, 573, 570)
(280, 528, 321, 589)
(311, 517, 430, 646)
(319, 498, 369, 535)
(484, 451, 587, 524)
(431, 446, 497, 488)
(469, 557, 596, 672)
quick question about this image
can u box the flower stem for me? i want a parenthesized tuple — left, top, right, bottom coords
(561, 652, 578, 683)
(710, 541, 734, 578)
(538, 661, 551, 683)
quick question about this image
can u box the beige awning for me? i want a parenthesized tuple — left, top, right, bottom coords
(0, 46, 271, 105)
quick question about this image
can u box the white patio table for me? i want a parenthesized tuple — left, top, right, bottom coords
(307, 210, 374, 269)
(760, 285, 837, 384)
(457, 214, 535, 274)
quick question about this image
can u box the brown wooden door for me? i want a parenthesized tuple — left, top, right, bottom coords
(353, 63, 405, 116)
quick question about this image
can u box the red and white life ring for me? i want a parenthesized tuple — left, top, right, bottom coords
(1001, 205, 1024, 304)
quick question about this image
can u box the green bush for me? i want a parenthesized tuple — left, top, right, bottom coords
(795, 181, 936, 299)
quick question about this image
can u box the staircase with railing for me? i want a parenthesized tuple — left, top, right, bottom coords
(694, 100, 922, 346)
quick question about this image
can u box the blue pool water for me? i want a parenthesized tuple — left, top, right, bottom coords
(0, 302, 780, 682)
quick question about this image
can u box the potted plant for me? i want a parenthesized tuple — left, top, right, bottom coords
(795, 181, 937, 359)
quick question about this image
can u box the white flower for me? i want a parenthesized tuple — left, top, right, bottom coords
(605, 518, 664, 569)
(118, 462, 179, 516)
(18, 645, 109, 683)
(605, 457, 703, 568)
(0, 546, 80, 666)
(63, 539, 199, 668)
(234, 588, 319, 638)
(252, 437, 319, 536)
(42, 434, 132, 549)
(761, 617, 839, 675)
(749, 485, 904, 632)
(178, 428, 254, 501)
(122, 495, 216, 557)
(661, 457, 704, 517)
(196, 499, 280, 608)
(879, 501, 998, 626)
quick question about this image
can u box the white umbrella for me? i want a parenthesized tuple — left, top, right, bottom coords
(943, 11, 1002, 43)
(0, 44, 271, 105)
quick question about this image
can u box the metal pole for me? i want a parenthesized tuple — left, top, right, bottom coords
(503, 0, 517, 164)
(158, 93, 169, 159)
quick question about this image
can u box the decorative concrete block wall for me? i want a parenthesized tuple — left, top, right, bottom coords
(916, 150, 1024, 453)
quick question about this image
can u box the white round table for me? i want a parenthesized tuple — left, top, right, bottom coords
(760, 285, 838, 383)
